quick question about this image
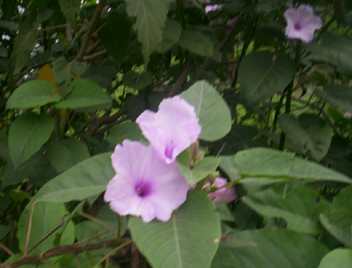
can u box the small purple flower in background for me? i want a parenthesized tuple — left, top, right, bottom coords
(284, 4, 322, 43)
(205, 177, 236, 204)
(205, 4, 222, 14)
(104, 140, 189, 222)
(136, 96, 201, 164)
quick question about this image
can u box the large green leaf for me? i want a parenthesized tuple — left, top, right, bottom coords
(179, 29, 215, 57)
(125, 0, 172, 62)
(158, 19, 182, 53)
(6, 80, 60, 109)
(35, 153, 113, 203)
(279, 114, 333, 161)
(55, 79, 111, 110)
(308, 33, 352, 74)
(17, 202, 67, 254)
(318, 249, 352, 268)
(8, 113, 54, 168)
(320, 186, 352, 247)
(47, 139, 90, 173)
(221, 148, 352, 184)
(316, 85, 352, 113)
(182, 80, 232, 141)
(243, 185, 327, 234)
(212, 229, 328, 268)
(105, 120, 143, 146)
(238, 52, 294, 104)
(129, 191, 221, 268)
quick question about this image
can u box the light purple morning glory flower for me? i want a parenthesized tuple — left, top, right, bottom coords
(104, 140, 189, 222)
(136, 96, 201, 164)
(205, 4, 222, 14)
(206, 177, 236, 204)
(284, 4, 322, 43)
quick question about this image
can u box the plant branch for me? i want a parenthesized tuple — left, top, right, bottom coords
(0, 239, 129, 268)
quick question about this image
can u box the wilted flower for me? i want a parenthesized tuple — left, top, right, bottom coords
(104, 140, 189, 222)
(205, 177, 236, 204)
(205, 4, 222, 14)
(136, 96, 201, 164)
(284, 5, 322, 43)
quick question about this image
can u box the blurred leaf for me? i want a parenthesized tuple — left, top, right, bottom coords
(243, 185, 327, 234)
(105, 120, 143, 146)
(308, 33, 352, 74)
(58, 0, 80, 24)
(179, 29, 214, 57)
(158, 19, 182, 53)
(239, 52, 294, 104)
(221, 148, 352, 184)
(318, 249, 352, 268)
(100, 12, 133, 63)
(17, 202, 67, 254)
(182, 80, 232, 141)
(47, 139, 90, 173)
(125, 0, 172, 62)
(8, 113, 54, 168)
(0, 224, 10, 240)
(6, 80, 60, 109)
(316, 84, 352, 113)
(35, 153, 113, 203)
(279, 114, 333, 161)
(212, 229, 328, 268)
(320, 186, 352, 247)
(60, 220, 75, 246)
(129, 191, 221, 268)
(178, 156, 220, 185)
(55, 79, 111, 110)
(123, 71, 153, 91)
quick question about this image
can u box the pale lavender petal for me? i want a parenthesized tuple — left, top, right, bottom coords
(205, 4, 222, 14)
(105, 140, 190, 222)
(136, 96, 201, 164)
(284, 4, 322, 43)
(208, 177, 236, 204)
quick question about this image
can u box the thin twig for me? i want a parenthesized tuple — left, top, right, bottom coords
(23, 203, 35, 256)
(95, 240, 132, 266)
(0, 243, 14, 256)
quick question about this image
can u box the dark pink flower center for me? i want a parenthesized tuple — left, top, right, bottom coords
(164, 143, 175, 160)
(294, 22, 302, 30)
(134, 181, 152, 198)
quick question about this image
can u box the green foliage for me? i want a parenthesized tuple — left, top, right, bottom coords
(182, 80, 232, 141)
(212, 229, 328, 268)
(318, 249, 352, 268)
(129, 191, 221, 268)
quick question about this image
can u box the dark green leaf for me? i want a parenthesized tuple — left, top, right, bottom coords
(316, 85, 352, 113)
(239, 52, 294, 104)
(179, 29, 214, 57)
(212, 229, 328, 268)
(105, 120, 143, 146)
(279, 114, 333, 161)
(8, 113, 54, 168)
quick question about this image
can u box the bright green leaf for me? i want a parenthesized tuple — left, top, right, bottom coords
(318, 249, 352, 268)
(6, 80, 61, 109)
(129, 191, 221, 268)
(55, 79, 111, 110)
(35, 153, 113, 203)
(182, 80, 232, 141)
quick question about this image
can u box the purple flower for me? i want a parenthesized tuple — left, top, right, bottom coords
(136, 96, 201, 164)
(206, 177, 236, 204)
(284, 5, 322, 43)
(104, 140, 189, 222)
(205, 4, 222, 14)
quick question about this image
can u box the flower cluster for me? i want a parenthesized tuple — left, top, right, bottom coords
(104, 96, 235, 222)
